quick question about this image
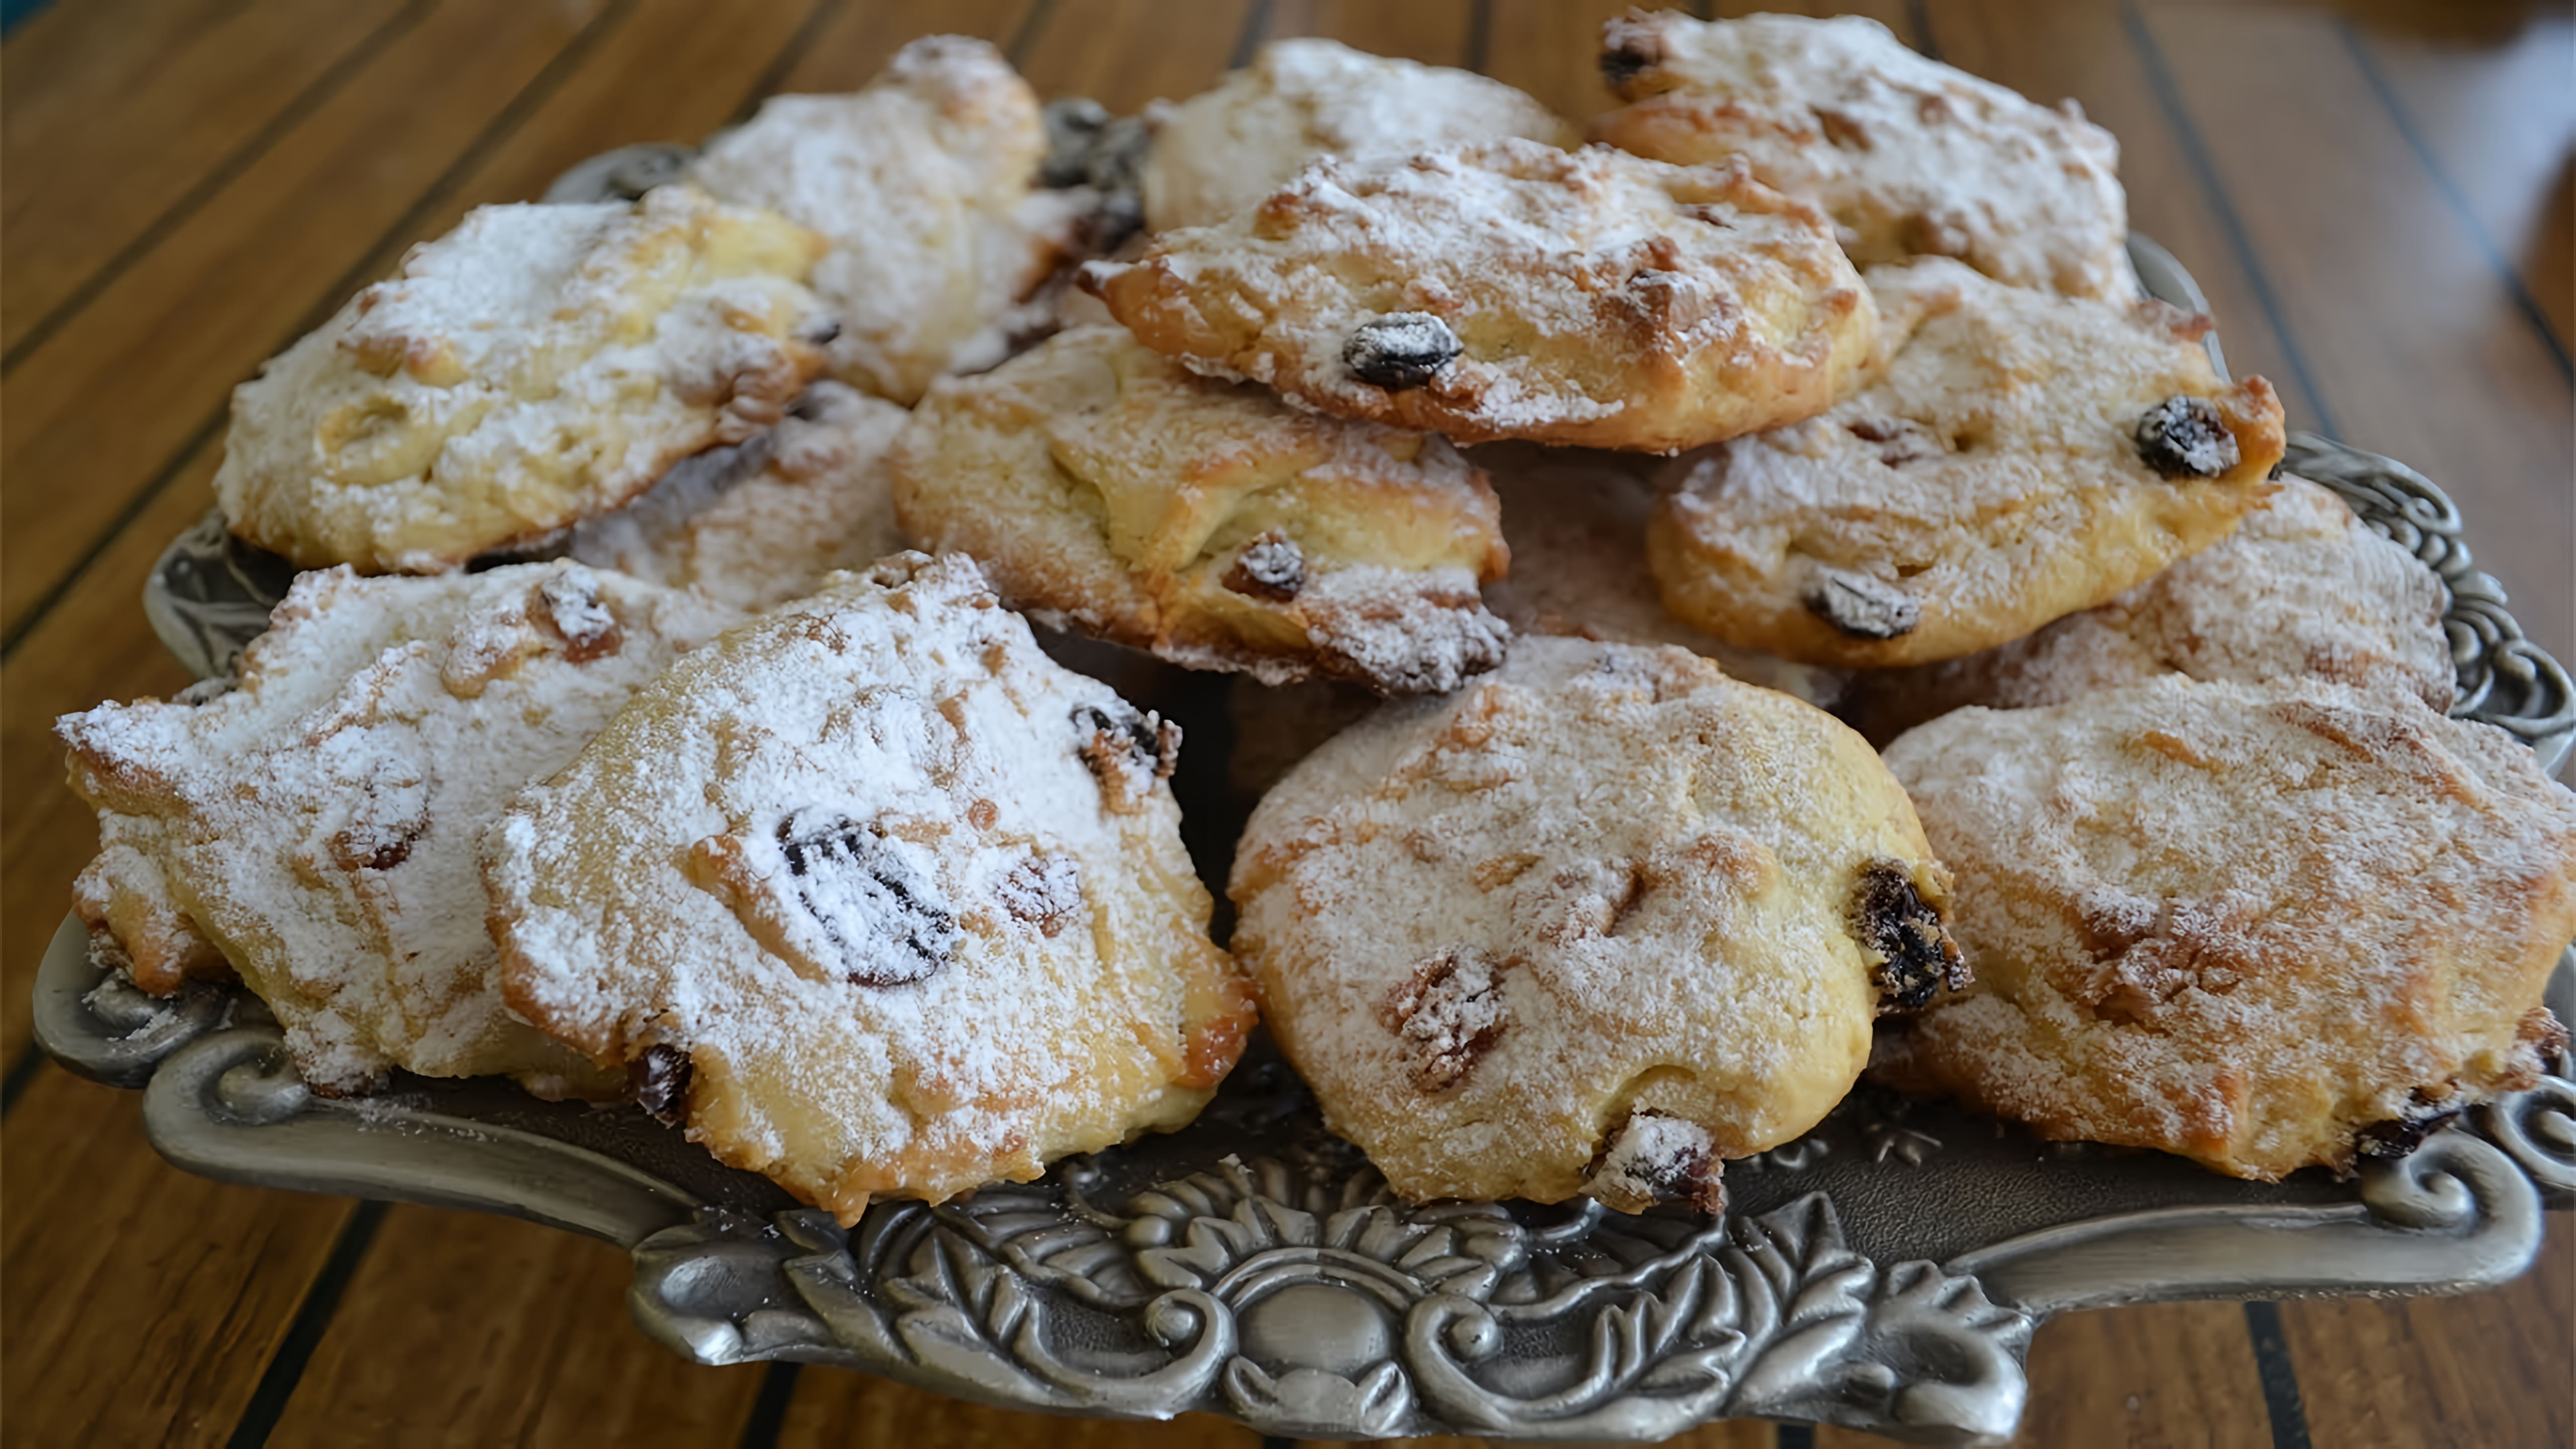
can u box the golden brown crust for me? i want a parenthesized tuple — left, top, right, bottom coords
(215, 187, 835, 573)
(1649, 258, 2287, 668)
(1084, 140, 1874, 452)
(1874, 677, 2576, 1178)
(1837, 476, 2455, 743)
(891, 326, 1511, 694)
(1230, 636, 1961, 1207)
(55, 563, 738, 1094)
(1591, 11, 2135, 300)
(487, 555, 1255, 1224)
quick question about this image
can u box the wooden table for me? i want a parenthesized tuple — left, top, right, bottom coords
(4, 2, 2568, 1444)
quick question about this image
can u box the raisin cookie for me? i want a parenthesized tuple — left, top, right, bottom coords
(56, 563, 739, 1093)
(1083, 139, 1873, 452)
(1875, 676, 2576, 1179)
(1230, 635, 1963, 1210)
(1142, 38, 1577, 232)
(216, 186, 836, 574)
(568, 381, 912, 611)
(1840, 475, 2454, 742)
(1475, 442, 1840, 706)
(892, 326, 1510, 694)
(487, 554, 1255, 1223)
(692, 36, 1084, 405)
(1592, 12, 2135, 300)
(1649, 258, 2286, 668)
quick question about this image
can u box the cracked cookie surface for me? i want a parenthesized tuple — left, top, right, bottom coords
(216, 186, 836, 573)
(892, 326, 1509, 694)
(57, 562, 740, 1093)
(1648, 258, 2286, 668)
(1229, 635, 1960, 1209)
(1084, 139, 1873, 452)
(1592, 11, 2136, 300)
(486, 553, 1253, 1223)
(1874, 676, 2576, 1178)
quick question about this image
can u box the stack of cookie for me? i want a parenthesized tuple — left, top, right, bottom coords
(55, 17, 2576, 1225)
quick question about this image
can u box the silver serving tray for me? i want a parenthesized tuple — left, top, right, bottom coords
(43, 213, 2576, 1443)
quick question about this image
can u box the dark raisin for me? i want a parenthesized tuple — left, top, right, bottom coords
(535, 571, 621, 662)
(1378, 946, 1508, 1092)
(2132, 395, 2240, 478)
(1853, 860, 1967, 1013)
(1342, 313, 1461, 391)
(1586, 1110, 1727, 1216)
(1802, 567, 1921, 640)
(632, 1044, 692, 1125)
(2355, 1094, 2463, 1161)
(1598, 21, 1667, 91)
(2266, 459, 2284, 481)
(775, 812, 957, 987)
(1072, 702, 1180, 782)
(1222, 529, 1306, 601)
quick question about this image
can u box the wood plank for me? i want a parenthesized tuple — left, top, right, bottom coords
(0, 0, 618, 641)
(1478, 0, 1637, 122)
(1265, 0, 1478, 67)
(764, 0, 1037, 95)
(776, 1374, 1266, 1448)
(2338, 12, 2573, 358)
(1, 440, 215, 1066)
(0, 0, 413, 356)
(1014, 0, 1254, 113)
(2278, 1211, 2573, 1449)
(0, 1067, 360, 1447)
(1816, 1301, 2274, 1447)
(261, 1205, 765, 1445)
(2134, 0, 2574, 669)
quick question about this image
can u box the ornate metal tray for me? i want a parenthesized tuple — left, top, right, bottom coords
(37, 223, 2576, 1443)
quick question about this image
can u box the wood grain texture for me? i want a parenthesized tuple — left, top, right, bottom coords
(0, 0, 616, 638)
(2134, 0, 2574, 669)
(2276, 1210, 2575, 1449)
(1479, 0, 1636, 121)
(0, 0, 411, 355)
(1817, 1301, 2275, 1448)
(2336, 10, 2573, 360)
(261, 1206, 766, 1446)
(0, 1068, 359, 1446)
(2, 7, 2570, 1449)
(1266, 0, 1479, 67)
(1014, 0, 1255, 114)
(1, 438, 217, 1064)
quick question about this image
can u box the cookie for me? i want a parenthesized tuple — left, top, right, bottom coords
(486, 553, 1255, 1223)
(1592, 12, 2136, 300)
(1082, 139, 1874, 452)
(56, 562, 740, 1093)
(1141, 38, 1577, 232)
(1840, 475, 2455, 742)
(568, 380, 912, 611)
(1874, 676, 2576, 1179)
(692, 35, 1085, 405)
(1474, 441, 1840, 706)
(1229, 635, 1963, 1210)
(891, 325, 1510, 694)
(215, 186, 836, 574)
(1649, 258, 2286, 668)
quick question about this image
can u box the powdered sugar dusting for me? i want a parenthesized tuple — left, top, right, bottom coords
(56, 562, 741, 1092)
(1230, 634, 1947, 1205)
(1875, 675, 2576, 1177)
(486, 553, 1250, 1221)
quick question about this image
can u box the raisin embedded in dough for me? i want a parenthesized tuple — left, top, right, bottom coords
(1342, 313, 1462, 391)
(1230, 635, 1957, 1208)
(2132, 394, 2241, 479)
(488, 554, 1255, 1224)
